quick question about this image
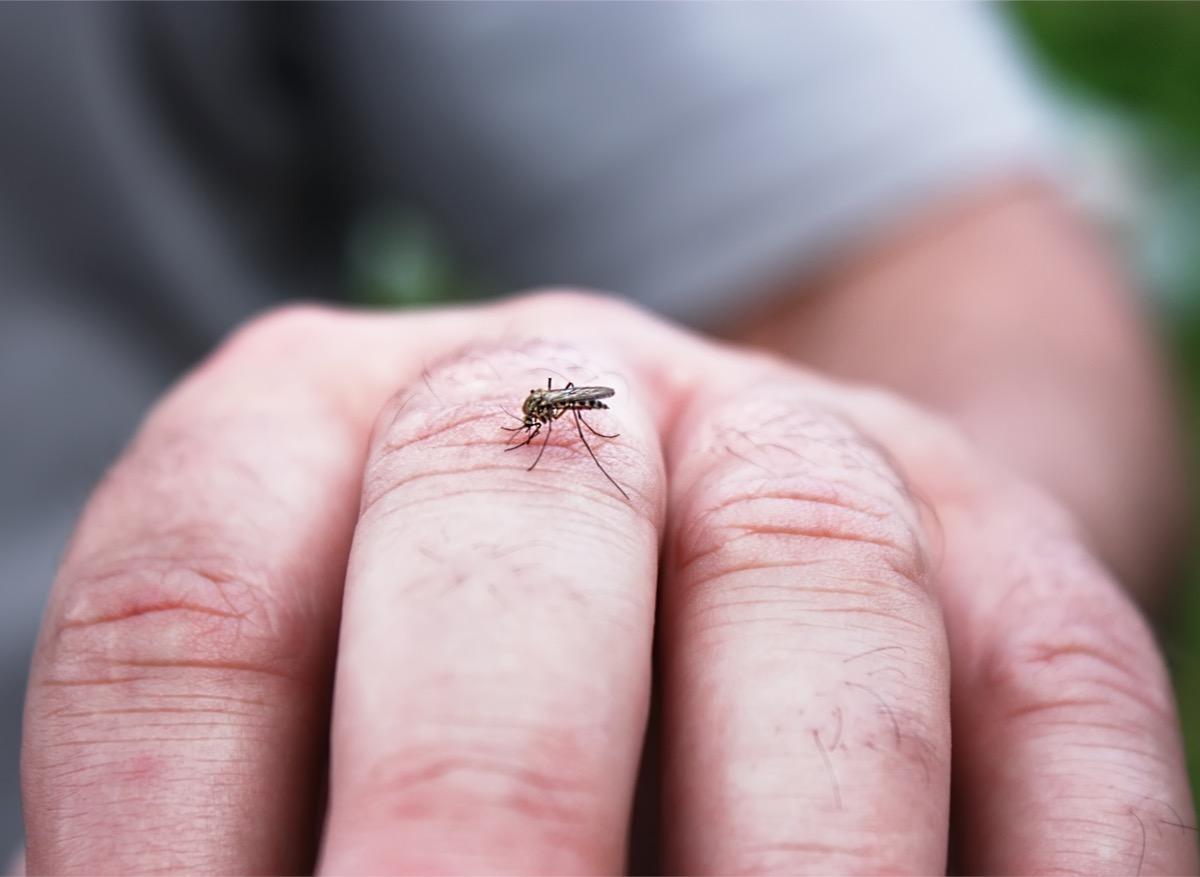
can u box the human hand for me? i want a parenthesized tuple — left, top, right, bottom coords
(22, 293, 1196, 874)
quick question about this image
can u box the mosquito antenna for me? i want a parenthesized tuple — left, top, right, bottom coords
(572, 410, 629, 500)
(541, 368, 572, 389)
(497, 404, 525, 429)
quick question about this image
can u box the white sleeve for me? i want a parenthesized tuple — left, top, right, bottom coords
(316, 2, 1061, 326)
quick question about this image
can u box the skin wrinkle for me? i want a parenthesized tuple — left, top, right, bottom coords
(342, 738, 608, 872)
(63, 548, 267, 592)
(676, 519, 915, 578)
(1005, 697, 1115, 720)
(677, 501, 922, 583)
(706, 580, 912, 601)
(1029, 639, 1161, 684)
(47, 720, 275, 734)
(679, 557, 934, 637)
(678, 486, 900, 538)
(57, 602, 245, 630)
(43, 737, 276, 748)
(375, 407, 502, 460)
(50, 547, 297, 658)
(363, 459, 643, 517)
(43, 706, 264, 719)
(679, 553, 927, 606)
(988, 638, 1175, 725)
(1033, 717, 1163, 737)
(671, 440, 916, 533)
(45, 577, 308, 688)
(136, 693, 267, 706)
(366, 752, 591, 810)
(41, 676, 151, 687)
(1065, 741, 1173, 765)
(106, 659, 297, 681)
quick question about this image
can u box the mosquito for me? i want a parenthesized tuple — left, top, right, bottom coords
(502, 378, 630, 500)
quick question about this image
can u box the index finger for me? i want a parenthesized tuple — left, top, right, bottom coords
(21, 306, 475, 874)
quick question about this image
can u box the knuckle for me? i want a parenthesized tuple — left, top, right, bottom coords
(508, 287, 664, 334)
(678, 484, 924, 588)
(44, 548, 308, 687)
(154, 302, 354, 416)
(977, 542, 1173, 725)
(360, 341, 653, 517)
(676, 399, 930, 599)
(209, 303, 345, 373)
(509, 286, 627, 317)
(231, 302, 342, 349)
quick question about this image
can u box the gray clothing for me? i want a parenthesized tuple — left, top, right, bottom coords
(0, 2, 1054, 847)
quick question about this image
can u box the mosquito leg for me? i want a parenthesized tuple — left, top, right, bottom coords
(577, 411, 619, 439)
(573, 409, 629, 500)
(529, 419, 552, 471)
(505, 424, 539, 451)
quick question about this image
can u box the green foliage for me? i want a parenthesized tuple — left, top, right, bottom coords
(1012, 4, 1200, 152)
(346, 208, 482, 308)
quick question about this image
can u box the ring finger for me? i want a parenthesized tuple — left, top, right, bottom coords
(659, 371, 952, 874)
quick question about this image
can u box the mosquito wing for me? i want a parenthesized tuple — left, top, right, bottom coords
(543, 385, 615, 406)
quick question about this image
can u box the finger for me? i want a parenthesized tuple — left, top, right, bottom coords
(21, 306, 469, 874)
(318, 340, 667, 874)
(828, 392, 1198, 874)
(937, 484, 1198, 874)
(658, 373, 952, 874)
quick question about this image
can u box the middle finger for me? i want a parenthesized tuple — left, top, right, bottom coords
(319, 340, 666, 874)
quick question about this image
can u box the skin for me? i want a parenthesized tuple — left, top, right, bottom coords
(20, 282, 1197, 873)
